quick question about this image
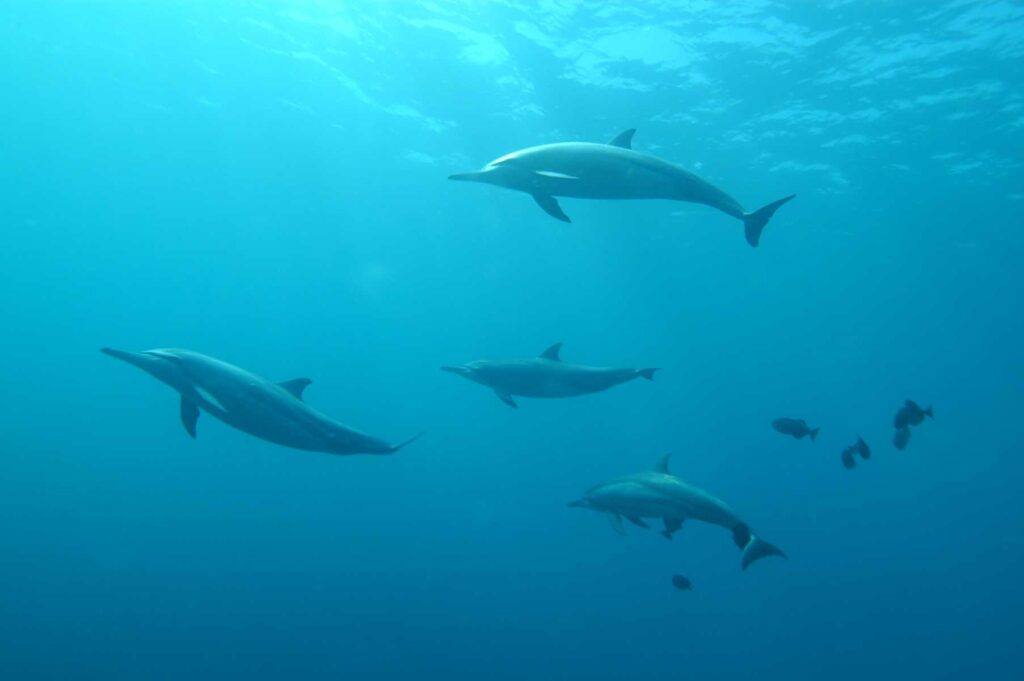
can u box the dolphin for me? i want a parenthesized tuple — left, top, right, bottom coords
(441, 342, 657, 408)
(101, 347, 421, 455)
(569, 454, 786, 570)
(449, 128, 795, 247)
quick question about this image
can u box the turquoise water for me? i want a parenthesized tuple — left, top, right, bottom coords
(1, 2, 1022, 678)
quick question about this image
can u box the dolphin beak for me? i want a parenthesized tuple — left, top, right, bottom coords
(567, 500, 584, 508)
(101, 347, 153, 369)
(441, 366, 469, 376)
(448, 171, 483, 182)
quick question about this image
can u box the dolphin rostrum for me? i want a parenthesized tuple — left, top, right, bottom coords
(101, 347, 421, 455)
(569, 454, 786, 570)
(449, 128, 795, 247)
(441, 342, 657, 408)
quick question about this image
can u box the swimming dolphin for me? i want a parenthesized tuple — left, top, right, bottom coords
(441, 342, 657, 408)
(569, 454, 786, 570)
(449, 128, 795, 247)
(101, 347, 421, 455)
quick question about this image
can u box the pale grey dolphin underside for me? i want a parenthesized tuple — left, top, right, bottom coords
(569, 454, 786, 570)
(441, 342, 657, 408)
(450, 129, 795, 247)
(102, 347, 421, 455)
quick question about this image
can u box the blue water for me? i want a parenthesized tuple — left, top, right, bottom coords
(2, 2, 1022, 679)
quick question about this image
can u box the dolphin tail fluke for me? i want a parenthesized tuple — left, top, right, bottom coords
(924, 406, 934, 419)
(741, 536, 787, 570)
(743, 194, 795, 247)
(809, 427, 820, 441)
(637, 368, 659, 381)
(388, 431, 425, 453)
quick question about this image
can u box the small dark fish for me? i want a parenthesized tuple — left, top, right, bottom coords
(841, 446, 856, 469)
(893, 426, 911, 451)
(856, 436, 871, 460)
(671, 574, 692, 591)
(772, 417, 820, 441)
(894, 399, 934, 430)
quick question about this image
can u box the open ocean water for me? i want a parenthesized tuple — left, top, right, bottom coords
(1, 2, 1022, 679)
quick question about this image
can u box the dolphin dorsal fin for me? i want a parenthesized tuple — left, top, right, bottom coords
(278, 378, 313, 400)
(608, 128, 636, 149)
(540, 343, 563, 361)
(654, 453, 671, 474)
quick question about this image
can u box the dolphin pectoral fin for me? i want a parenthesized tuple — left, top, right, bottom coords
(742, 194, 796, 247)
(607, 513, 626, 535)
(741, 536, 787, 570)
(277, 378, 312, 400)
(608, 128, 636, 149)
(179, 397, 199, 439)
(532, 194, 571, 223)
(661, 518, 683, 539)
(494, 391, 518, 408)
(626, 516, 650, 528)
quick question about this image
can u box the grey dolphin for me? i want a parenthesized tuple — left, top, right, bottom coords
(441, 342, 657, 408)
(102, 347, 421, 455)
(569, 454, 786, 570)
(449, 128, 795, 247)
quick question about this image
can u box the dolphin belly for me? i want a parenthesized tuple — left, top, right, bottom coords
(509, 143, 682, 200)
(588, 481, 685, 519)
(476, 363, 588, 398)
(188, 380, 331, 452)
(519, 376, 592, 398)
(202, 385, 391, 454)
(503, 364, 637, 398)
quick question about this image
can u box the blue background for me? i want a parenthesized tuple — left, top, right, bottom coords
(1, 2, 1022, 678)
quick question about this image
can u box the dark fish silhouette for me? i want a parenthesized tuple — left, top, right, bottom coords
(856, 436, 871, 460)
(771, 417, 819, 441)
(671, 574, 693, 591)
(893, 400, 933, 430)
(893, 426, 911, 451)
(841, 446, 856, 469)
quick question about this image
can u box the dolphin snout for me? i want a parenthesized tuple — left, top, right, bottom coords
(567, 499, 585, 508)
(441, 365, 469, 376)
(101, 347, 146, 364)
(448, 171, 482, 182)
